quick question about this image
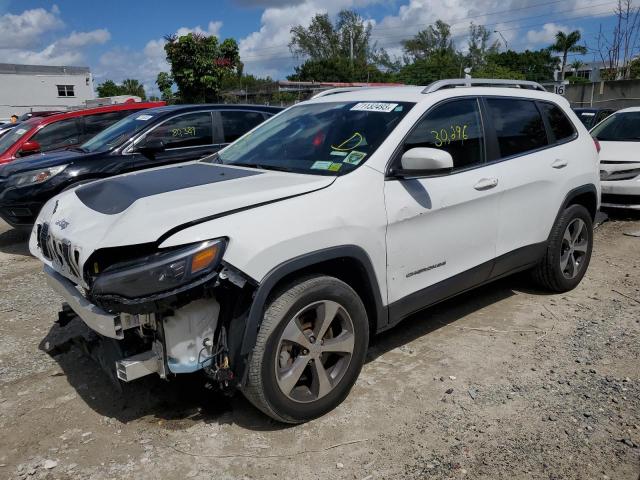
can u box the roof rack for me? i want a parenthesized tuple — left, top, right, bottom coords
(422, 78, 547, 94)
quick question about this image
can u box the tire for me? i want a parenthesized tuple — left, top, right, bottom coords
(242, 275, 369, 423)
(533, 204, 593, 292)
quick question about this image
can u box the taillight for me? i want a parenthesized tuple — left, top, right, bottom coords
(593, 138, 601, 153)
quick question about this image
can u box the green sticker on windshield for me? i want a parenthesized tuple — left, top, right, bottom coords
(311, 161, 333, 170)
(328, 162, 342, 171)
(344, 151, 366, 165)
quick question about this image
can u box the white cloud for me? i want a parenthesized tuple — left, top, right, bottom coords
(0, 6, 64, 49)
(57, 29, 111, 48)
(525, 23, 571, 45)
(176, 21, 223, 38)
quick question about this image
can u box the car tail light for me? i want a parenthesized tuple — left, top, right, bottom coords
(593, 138, 601, 153)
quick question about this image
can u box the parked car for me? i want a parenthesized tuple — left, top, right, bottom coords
(0, 122, 18, 140)
(30, 80, 599, 423)
(590, 106, 640, 209)
(574, 107, 614, 129)
(18, 110, 64, 122)
(0, 102, 165, 165)
(0, 104, 280, 227)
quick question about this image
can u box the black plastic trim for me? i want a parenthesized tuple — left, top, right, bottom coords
(238, 245, 387, 358)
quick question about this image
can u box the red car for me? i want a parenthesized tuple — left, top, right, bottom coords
(0, 102, 165, 165)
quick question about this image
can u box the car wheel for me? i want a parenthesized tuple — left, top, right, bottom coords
(242, 275, 369, 423)
(533, 204, 593, 292)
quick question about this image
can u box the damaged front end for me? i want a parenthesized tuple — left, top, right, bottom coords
(39, 228, 254, 390)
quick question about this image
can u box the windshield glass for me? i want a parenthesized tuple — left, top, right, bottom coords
(214, 101, 414, 175)
(591, 112, 640, 141)
(0, 124, 32, 155)
(575, 110, 596, 127)
(81, 111, 156, 153)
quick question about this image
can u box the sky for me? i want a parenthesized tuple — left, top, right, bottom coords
(0, 0, 631, 95)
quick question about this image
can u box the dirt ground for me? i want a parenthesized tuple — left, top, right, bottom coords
(0, 213, 638, 480)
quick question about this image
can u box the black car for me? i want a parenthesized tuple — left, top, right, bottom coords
(0, 104, 281, 227)
(573, 108, 615, 129)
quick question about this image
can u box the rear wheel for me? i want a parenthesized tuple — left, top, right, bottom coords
(242, 276, 369, 423)
(533, 204, 593, 292)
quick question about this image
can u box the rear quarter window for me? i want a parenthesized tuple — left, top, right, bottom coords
(486, 98, 548, 157)
(539, 102, 576, 142)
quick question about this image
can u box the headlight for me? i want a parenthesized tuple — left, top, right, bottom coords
(12, 165, 67, 187)
(92, 239, 225, 299)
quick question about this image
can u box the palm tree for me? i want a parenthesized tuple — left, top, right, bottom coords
(550, 31, 588, 80)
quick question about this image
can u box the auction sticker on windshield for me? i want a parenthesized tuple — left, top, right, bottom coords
(351, 102, 398, 113)
(344, 151, 366, 165)
(311, 161, 333, 170)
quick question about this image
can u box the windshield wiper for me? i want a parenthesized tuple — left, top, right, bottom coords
(232, 162, 295, 173)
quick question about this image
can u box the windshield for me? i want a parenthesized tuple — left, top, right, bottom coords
(0, 124, 32, 155)
(591, 112, 640, 141)
(214, 101, 414, 175)
(80, 111, 156, 153)
(575, 110, 596, 128)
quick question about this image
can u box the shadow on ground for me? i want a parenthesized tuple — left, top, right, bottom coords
(38, 272, 547, 432)
(0, 225, 31, 256)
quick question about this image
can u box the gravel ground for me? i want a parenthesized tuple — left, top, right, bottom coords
(0, 213, 638, 480)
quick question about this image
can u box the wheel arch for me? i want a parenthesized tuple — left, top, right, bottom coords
(561, 184, 598, 220)
(235, 245, 387, 383)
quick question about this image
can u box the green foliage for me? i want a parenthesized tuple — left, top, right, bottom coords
(402, 20, 455, 62)
(467, 23, 500, 69)
(398, 52, 464, 85)
(164, 33, 240, 103)
(566, 75, 590, 84)
(484, 50, 559, 82)
(156, 72, 174, 102)
(96, 79, 146, 100)
(473, 63, 526, 80)
(288, 10, 392, 82)
(629, 58, 640, 79)
(288, 57, 395, 82)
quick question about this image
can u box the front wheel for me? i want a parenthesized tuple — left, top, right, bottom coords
(242, 276, 369, 423)
(533, 204, 593, 292)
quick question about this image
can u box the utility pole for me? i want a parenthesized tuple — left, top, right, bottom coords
(350, 30, 354, 67)
(494, 30, 508, 51)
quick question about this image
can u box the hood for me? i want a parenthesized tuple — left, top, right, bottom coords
(0, 148, 91, 178)
(31, 162, 335, 275)
(598, 141, 640, 163)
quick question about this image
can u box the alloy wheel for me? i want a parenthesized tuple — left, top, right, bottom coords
(560, 218, 589, 279)
(275, 300, 355, 403)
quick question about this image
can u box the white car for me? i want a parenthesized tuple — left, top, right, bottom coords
(590, 106, 640, 210)
(30, 79, 600, 423)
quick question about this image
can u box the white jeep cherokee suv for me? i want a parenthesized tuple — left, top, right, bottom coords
(30, 79, 600, 423)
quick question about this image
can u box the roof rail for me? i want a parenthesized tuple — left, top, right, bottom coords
(422, 78, 547, 94)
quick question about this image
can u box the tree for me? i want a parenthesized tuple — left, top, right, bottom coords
(467, 23, 500, 69)
(402, 20, 455, 62)
(549, 30, 587, 80)
(288, 10, 392, 82)
(630, 56, 640, 78)
(164, 33, 240, 103)
(96, 80, 121, 98)
(484, 49, 559, 82)
(473, 63, 525, 79)
(96, 79, 147, 99)
(596, 0, 640, 79)
(156, 72, 174, 102)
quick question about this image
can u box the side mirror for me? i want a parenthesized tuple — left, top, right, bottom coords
(394, 147, 453, 177)
(19, 140, 41, 156)
(135, 138, 165, 155)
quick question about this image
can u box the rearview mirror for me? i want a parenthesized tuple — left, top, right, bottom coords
(19, 140, 41, 156)
(394, 148, 453, 177)
(135, 138, 165, 155)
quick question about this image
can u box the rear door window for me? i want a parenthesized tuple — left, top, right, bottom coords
(82, 110, 131, 142)
(403, 98, 485, 170)
(30, 118, 81, 153)
(539, 102, 576, 142)
(220, 110, 266, 143)
(143, 112, 213, 149)
(485, 98, 548, 157)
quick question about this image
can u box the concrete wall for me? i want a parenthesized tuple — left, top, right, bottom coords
(0, 66, 94, 121)
(564, 79, 640, 110)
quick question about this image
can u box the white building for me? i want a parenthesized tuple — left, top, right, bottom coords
(0, 63, 94, 121)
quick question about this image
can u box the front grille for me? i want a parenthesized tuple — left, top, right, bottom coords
(600, 168, 640, 181)
(601, 193, 640, 205)
(38, 223, 52, 260)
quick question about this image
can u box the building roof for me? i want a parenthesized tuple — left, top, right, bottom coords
(0, 63, 90, 75)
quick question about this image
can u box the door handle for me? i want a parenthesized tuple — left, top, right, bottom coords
(474, 177, 499, 191)
(551, 158, 568, 169)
